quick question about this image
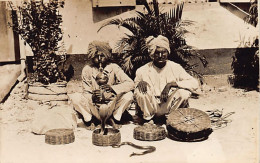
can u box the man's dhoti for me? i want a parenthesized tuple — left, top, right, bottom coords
(69, 92, 133, 122)
(134, 87, 191, 120)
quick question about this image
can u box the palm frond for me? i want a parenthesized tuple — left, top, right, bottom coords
(98, 18, 141, 35)
(121, 55, 133, 75)
(98, 18, 124, 32)
(143, 0, 152, 14)
(244, 0, 258, 26)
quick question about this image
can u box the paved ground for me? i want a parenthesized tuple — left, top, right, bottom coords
(0, 74, 259, 163)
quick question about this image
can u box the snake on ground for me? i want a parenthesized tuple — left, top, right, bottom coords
(112, 142, 156, 157)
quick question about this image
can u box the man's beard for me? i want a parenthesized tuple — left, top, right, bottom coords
(153, 60, 167, 69)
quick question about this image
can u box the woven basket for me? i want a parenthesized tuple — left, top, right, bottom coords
(28, 81, 68, 101)
(92, 128, 121, 146)
(134, 123, 166, 141)
(45, 129, 75, 145)
(166, 108, 212, 142)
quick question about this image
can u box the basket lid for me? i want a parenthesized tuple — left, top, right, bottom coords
(45, 128, 74, 136)
(166, 108, 211, 133)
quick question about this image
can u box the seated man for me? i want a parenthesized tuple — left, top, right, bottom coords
(134, 35, 200, 123)
(70, 41, 134, 130)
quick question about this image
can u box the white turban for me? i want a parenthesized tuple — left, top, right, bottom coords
(145, 35, 170, 58)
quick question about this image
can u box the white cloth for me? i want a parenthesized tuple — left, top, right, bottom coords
(82, 63, 134, 98)
(31, 105, 77, 135)
(134, 60, 200, 120)
(135, 87, 191, 120)
(135, 61, 200, 97)
(146, 35, 171, 58)
(70, 91, 133, 122)
(70, 63, 134, 122)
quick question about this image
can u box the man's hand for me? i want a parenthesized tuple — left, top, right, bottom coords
(160, 85, 170, 102)
(137, 81, 149, 94)
(100, 84, 114, 93)
(160, 82, 178, 102)
(92, 89, 104, 103)
(103, 92, 115, 104)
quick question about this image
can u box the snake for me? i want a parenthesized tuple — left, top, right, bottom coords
(112, 142, 156, 157)
(206, 109, 235, 129)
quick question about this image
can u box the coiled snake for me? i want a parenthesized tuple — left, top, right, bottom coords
(112, 142, 156, 157)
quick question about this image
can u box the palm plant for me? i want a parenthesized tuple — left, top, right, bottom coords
(99, 0, 207, 81)
(245, 0, 258, 27)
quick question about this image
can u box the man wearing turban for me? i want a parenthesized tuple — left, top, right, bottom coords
(134, 35, 200, 123)
(70, 41, 134, 130)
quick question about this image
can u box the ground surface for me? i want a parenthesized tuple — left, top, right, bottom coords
(0, 75, 259, 163)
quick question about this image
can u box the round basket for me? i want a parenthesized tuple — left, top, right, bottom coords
(166, 108, 212, 142)
(134, 123, 166, 141)
(92, 128, 121, 146)
(45, 129, 75, 145)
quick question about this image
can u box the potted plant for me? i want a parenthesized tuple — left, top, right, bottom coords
(9, 0, 68, 102)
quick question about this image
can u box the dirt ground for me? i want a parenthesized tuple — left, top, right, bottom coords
(0, 75, 259, 163)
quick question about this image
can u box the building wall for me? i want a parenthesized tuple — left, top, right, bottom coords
(0, 1, 20, 62)
(59, 0, 135, 54)
(60, 2, 257, 54)
(1, 1, 257, 77)
(10, 1, 257, 56)
(16, 0, 136, 56)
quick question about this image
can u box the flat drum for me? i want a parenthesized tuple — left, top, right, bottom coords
(166, 108, 212, 142)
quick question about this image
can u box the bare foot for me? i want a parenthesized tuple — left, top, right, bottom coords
(144, 120, 154, 126)
(85, 122, 96, 131)
(100, 128, 104, 135)
(96, 124, 101, 129)
(109, 118, 122, 129)
(113, 123, 122, 130)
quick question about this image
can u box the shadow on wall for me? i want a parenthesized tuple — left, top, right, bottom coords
(92, 6, 135, 23)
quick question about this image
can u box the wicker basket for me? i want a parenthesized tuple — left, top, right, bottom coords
(28, 81, 68, 102)
(166, 108, 212, 142)
(92, 128, 121, 146)
(45, 129, 75, 145)
(134, 123, 166, 141)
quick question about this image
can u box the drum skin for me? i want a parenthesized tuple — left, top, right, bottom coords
(166, 108, 212, 142)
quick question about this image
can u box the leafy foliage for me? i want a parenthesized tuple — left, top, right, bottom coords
(99, 0, 207, 80)
(244, 0, 258, 27)
(9, 0, 66, 84)
(230, 47, 259, 91)
(230, 0, 259, 91)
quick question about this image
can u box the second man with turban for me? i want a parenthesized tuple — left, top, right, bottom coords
(134, 35, 200, 123)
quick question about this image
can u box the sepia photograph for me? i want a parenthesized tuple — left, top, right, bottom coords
(0, 0, 259, 162)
